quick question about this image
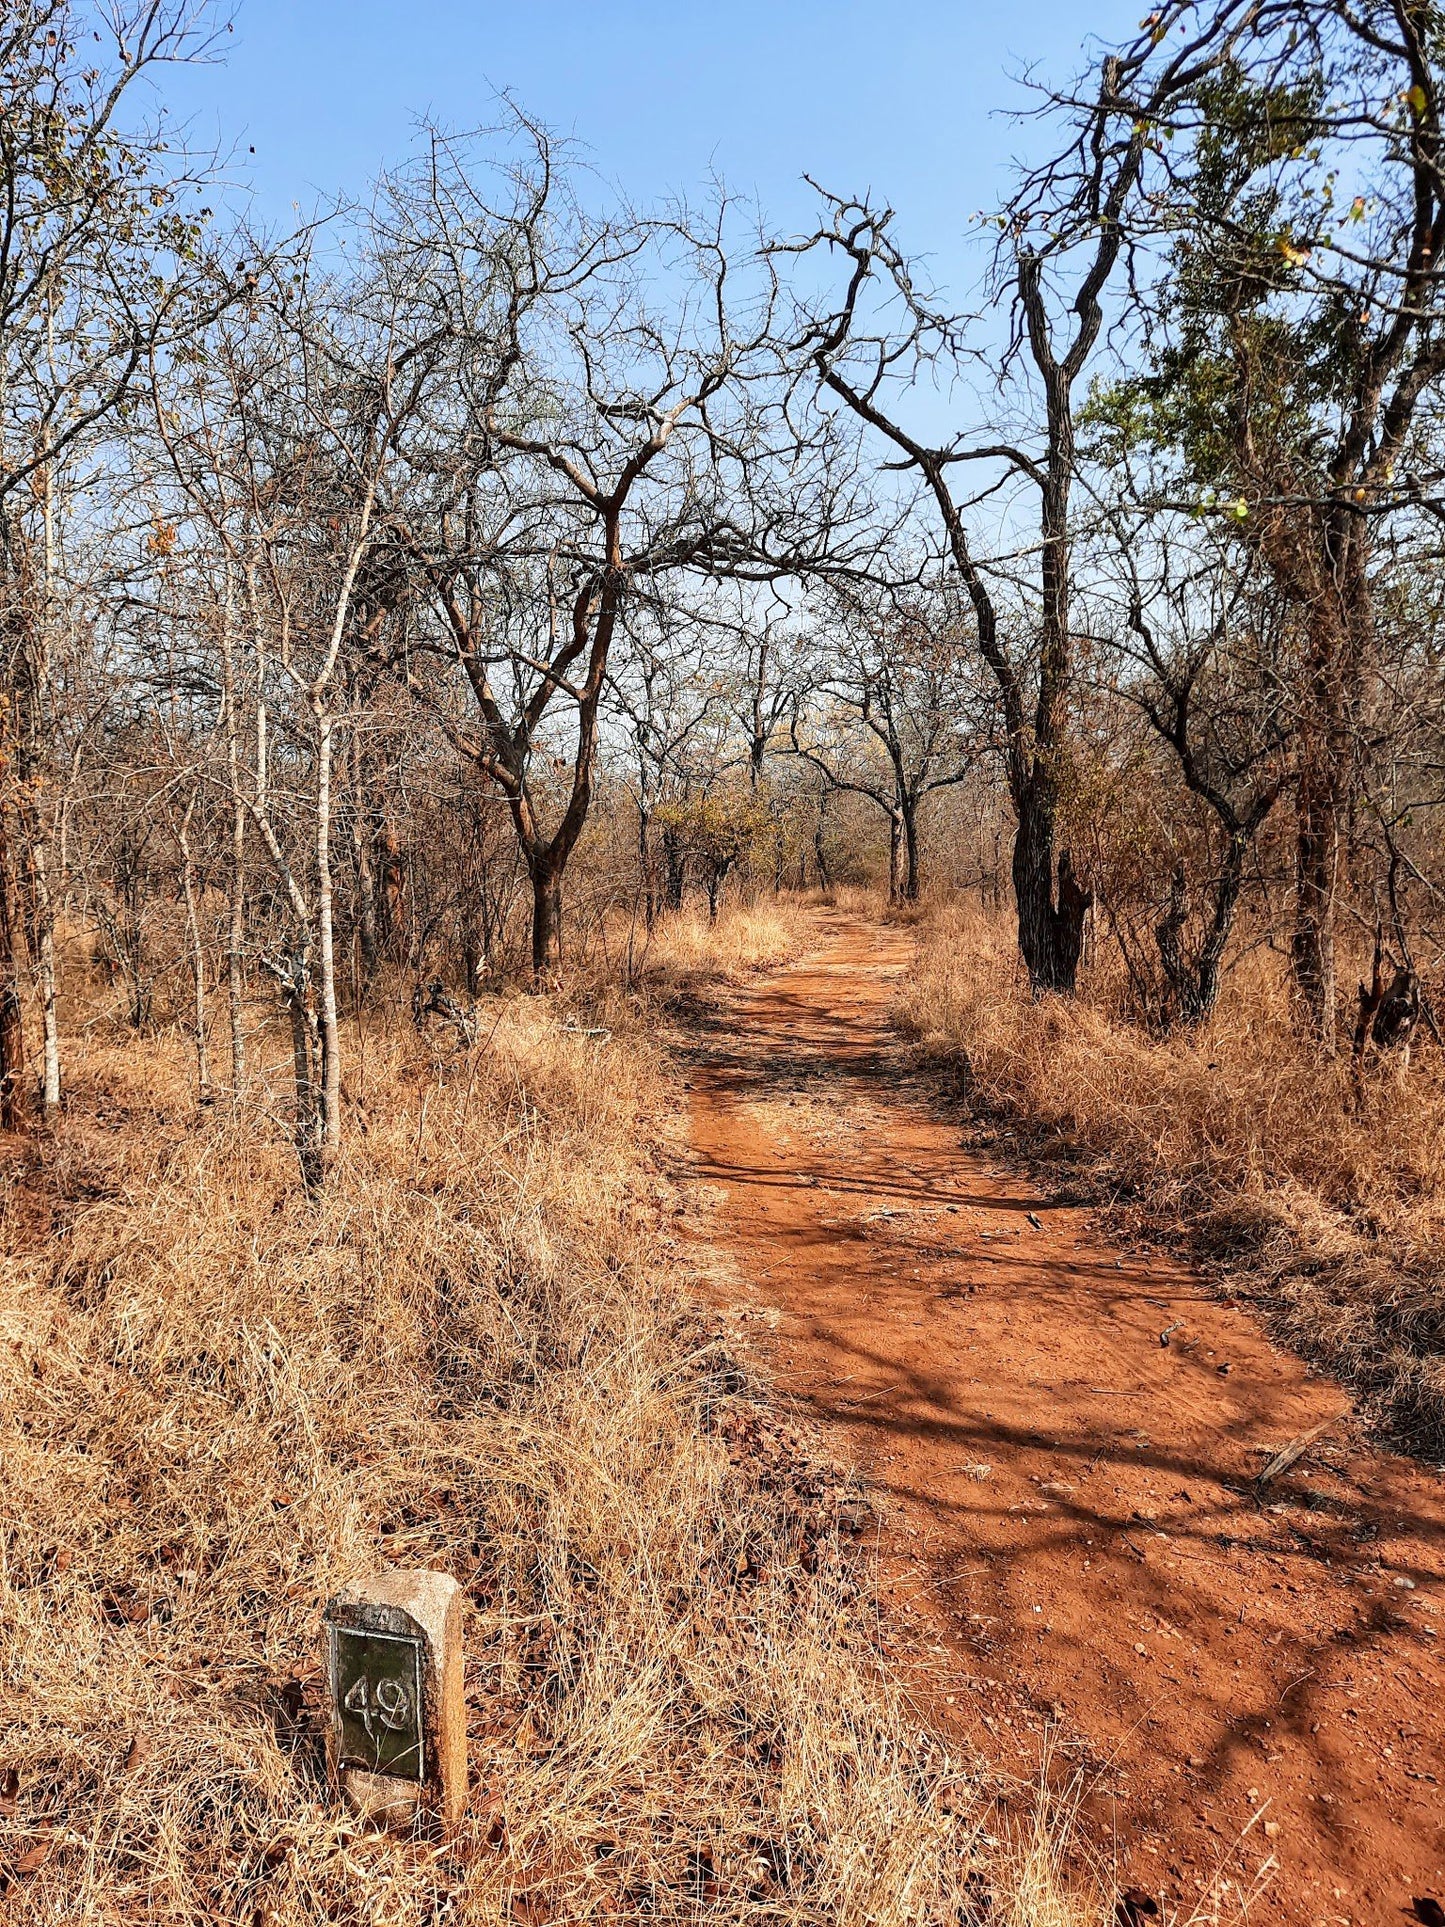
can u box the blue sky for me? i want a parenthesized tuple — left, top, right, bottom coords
(161, 1, 1143, 307)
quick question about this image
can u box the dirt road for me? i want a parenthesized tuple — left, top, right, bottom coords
(680, 911, 1445, 1926)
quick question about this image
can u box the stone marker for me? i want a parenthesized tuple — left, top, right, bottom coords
(323, 1569, 466, 1830)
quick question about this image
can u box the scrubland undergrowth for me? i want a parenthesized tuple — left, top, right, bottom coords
(0, 904, 1086, 1926)
(901, 900, 1445, 1454)
(633, 895, 812, 999)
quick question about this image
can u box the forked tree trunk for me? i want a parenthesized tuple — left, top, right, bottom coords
(638, 809, 657, 929)
(1155, 847, 1247, 1029)
(215, 563, 249, 1095)
(223, 702, 248, 1095)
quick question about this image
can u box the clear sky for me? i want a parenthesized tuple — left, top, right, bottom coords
(161, 1, 1143, 306)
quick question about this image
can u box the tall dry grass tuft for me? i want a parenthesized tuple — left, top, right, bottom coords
(900, 899, 1445, 1450)
(638, 895, 814, 998)
(0, 980, 1035, 1924)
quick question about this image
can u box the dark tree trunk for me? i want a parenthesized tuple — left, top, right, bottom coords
(531, 861, 563, 979)
(1291, 734, 1341, 1043)
(901, 801, 920, 902)
(887, 811, 901, 904)
(638, 809, 657, 930)
(1155, 845, 1246, 1028)
(1011, 788, 1091, 994)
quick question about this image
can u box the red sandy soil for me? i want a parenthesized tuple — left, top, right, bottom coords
(679, 909, 1445, 1927)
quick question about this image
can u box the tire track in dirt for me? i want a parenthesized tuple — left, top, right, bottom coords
(679, 909, 1445, 1927)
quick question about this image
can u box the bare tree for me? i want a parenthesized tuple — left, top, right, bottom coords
(385, 121, 852, 977)
(789, 580, 980, 902)
(0, 0, 232, 1121)
(778, 17, 1235, 989)
(1105, 530, 1292, 1022)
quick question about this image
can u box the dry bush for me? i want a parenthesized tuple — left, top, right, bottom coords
(638, 896, 813, 998)
(900, 900, 1445, 1451)
(0, 987, 1023, 1925)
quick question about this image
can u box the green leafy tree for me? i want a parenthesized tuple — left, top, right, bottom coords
(1093, 0, 1445, 1040)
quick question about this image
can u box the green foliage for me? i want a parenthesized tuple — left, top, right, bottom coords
(653, 789, 777, 879)
(1086, 21, 1432, 510)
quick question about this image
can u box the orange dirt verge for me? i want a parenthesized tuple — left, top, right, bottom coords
(678, 909, 1445, 1927)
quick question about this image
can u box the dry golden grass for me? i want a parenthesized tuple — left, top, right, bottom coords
(1, 961, 1107, 1925)
(900, 899, 1445, 1451)
(637, 895, 814, 997)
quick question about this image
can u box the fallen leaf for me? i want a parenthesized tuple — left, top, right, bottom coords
(122, 1733, 149, 1772)
(1256, 1411, 1347, 1486)
(11, 1839, 52, 1878)
(0, 1768, 17, 1817)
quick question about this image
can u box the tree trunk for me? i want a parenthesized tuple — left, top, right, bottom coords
(1012, 786, 1090, 994)
(638, 807, 657, 930)
(177, 797, 214, 1104)
(219, 568, 248, 1096)
(531, 859, 563, 979)
(27, 829, 61, 1107)
(0, 810, 28, 1130)
(276, 948, 323, 1194)
(349, 732, 380, 987)
(31, 437, 61, 1110)
(226, 797, 247, 1095)
(901, 801, 920, 902)
(313, 707, 342, 1155)
(1155, 838, 1250, 1029)
(887, 811, 901, 904)
(1264, 487, 1369, 1047)
(1291, 730, 1340, 1043)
